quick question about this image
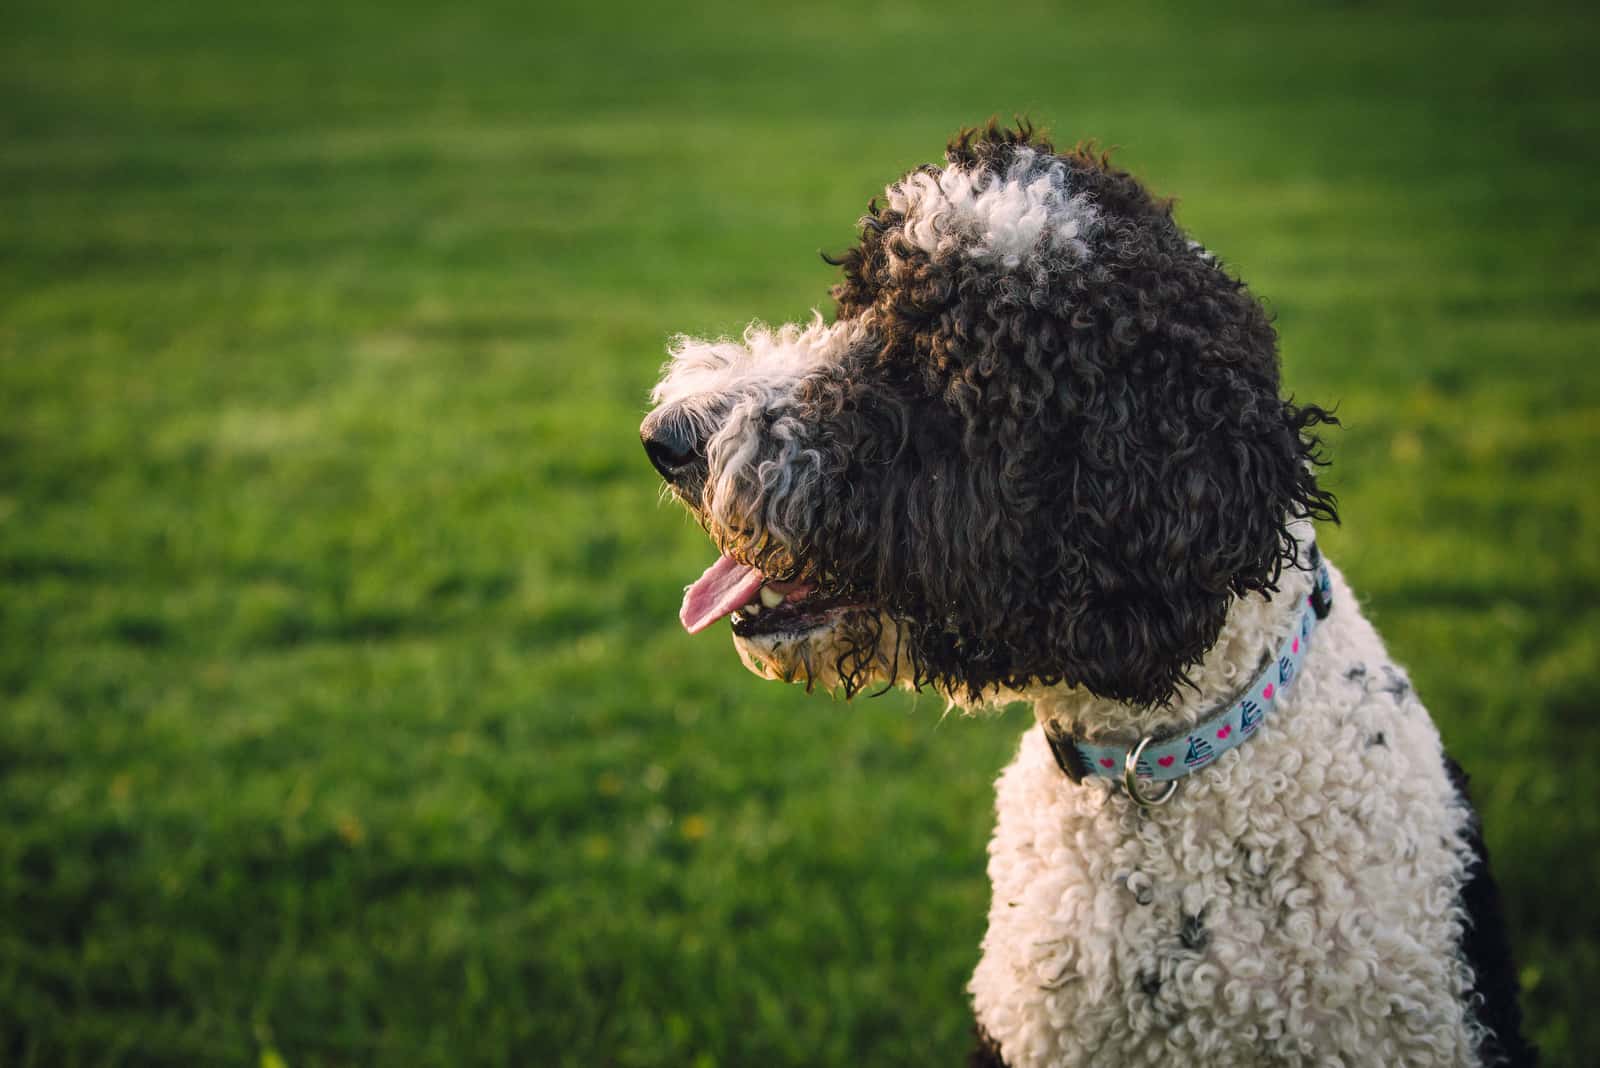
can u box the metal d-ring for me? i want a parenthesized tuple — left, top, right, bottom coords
(1123, 735, 1179, 809)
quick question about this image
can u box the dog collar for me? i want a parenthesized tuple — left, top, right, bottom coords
(1043, 547, 1333, 808)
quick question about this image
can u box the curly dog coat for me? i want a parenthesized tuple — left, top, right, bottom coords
(641, 122, 1532, 1067)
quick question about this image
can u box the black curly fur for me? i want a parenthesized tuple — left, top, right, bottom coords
(968, 1024, 1011, 1068)
(769, 119, 1337, 706)
(1443, 755, 1538, 1066)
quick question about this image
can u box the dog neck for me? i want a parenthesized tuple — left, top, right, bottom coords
(1030, 561, 1319, 746)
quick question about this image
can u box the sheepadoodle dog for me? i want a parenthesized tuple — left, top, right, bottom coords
(640, 122, 1533, 1066)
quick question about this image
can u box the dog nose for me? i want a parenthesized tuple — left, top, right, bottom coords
(640, 409, 704, 487)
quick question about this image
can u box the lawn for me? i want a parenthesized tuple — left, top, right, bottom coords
(1, 0, 1596, 1064)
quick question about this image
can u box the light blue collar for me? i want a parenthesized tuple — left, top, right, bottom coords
(1044, 551, 1333, 804)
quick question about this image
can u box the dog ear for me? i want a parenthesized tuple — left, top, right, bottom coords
(1004, 170, 1340, 704)
(818, 131, 1336, 707)
(901, 247, 1335, 708)
(1033, 363, 1338, 707)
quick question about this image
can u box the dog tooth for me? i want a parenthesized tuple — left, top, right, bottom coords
(745, 602, 762, 615)
(759, 586, 784, 608)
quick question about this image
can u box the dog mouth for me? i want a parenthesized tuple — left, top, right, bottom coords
(679, 553, 862, 639)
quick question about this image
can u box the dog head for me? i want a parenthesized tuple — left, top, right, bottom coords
(642, 121, 1335, 709)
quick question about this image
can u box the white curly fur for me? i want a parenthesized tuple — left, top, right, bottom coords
(885, 147, 1100, 269)
(971, 555, 1485, 1067)
(652, 315, 870, 549)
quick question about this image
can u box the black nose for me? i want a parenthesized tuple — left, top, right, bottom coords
(640, 409, 703, 486)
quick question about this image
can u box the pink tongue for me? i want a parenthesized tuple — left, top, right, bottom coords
(680, 554, 766, 634)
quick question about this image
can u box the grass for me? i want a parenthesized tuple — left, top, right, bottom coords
(1, 0, 1597, 1063)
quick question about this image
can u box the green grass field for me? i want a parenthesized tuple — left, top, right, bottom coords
(2, 0, 1597, 1063)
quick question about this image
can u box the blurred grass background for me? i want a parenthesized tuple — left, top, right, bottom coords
(2, 0, 1596, 1064)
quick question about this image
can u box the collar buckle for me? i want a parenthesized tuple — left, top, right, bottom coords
(1043, 720, 1088, 783)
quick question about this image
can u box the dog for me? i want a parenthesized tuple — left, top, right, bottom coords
(640, 121, 1533, 1066)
